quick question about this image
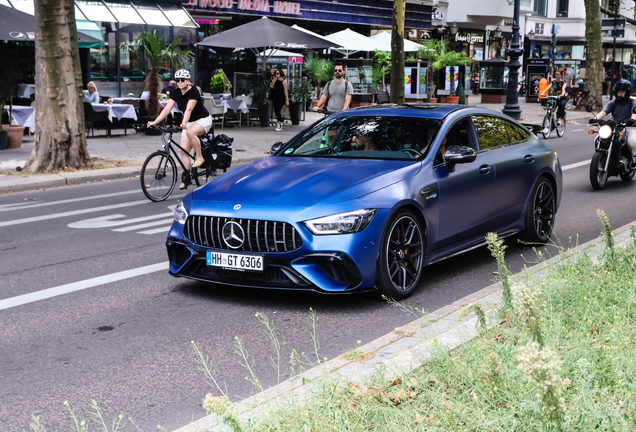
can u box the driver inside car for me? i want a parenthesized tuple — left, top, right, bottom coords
(353, 122, 380, 151)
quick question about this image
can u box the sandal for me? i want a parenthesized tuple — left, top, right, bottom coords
(191, 159, 205, 169)
(179, 183, 187, 190)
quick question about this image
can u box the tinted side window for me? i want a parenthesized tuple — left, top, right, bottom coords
(505, 120, 531, 144)
(472, 116, 510, 151)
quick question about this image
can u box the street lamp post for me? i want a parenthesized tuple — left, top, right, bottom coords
(502, 0, 523, 120)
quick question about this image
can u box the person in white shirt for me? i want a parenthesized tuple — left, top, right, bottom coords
(83, 81, 99, 103)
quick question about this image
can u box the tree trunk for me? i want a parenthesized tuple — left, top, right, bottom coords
(450, 66, 456, 97)
(577, 0, 604, 111)
(24, 0, 91, 173)
(390, 0, 406, 104)
(145, 71, 162, 118)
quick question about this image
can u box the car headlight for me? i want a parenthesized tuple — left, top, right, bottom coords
(174, 202, 188, 225)
(599, 125, 613, 139)
(303, 209, 377, 235)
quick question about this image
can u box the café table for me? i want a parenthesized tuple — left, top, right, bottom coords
(17, 84, 35, 99)
(218, 99, 248, 127)
(3, 106, 35, 131)
(91, 103, 138, 122)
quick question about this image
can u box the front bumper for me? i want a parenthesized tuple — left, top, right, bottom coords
(165, 206, 391, 293)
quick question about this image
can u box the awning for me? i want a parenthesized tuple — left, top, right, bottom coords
(2, 0, 197, 28)
(370, 31, 422, 52)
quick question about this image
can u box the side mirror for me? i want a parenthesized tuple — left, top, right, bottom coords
(585, 104, 593, 113)
(270, 141, 285, 154)
(444, 145, 477, 172)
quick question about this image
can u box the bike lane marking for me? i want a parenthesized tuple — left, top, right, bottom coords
(562, 160, 589, 171)
(0, 189, 142, 213)
(0, 262, 169, 311)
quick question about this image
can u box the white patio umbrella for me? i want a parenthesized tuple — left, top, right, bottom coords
(324, 28, 390, 58)
(369, 31, 423, 52)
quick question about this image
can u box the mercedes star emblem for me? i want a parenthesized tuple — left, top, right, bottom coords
(222, 221, 245, 249)
(234, 204, 241, 210)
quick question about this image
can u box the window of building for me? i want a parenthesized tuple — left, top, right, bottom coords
(556, 0, 568, 17)
(534, 0, 547, 17)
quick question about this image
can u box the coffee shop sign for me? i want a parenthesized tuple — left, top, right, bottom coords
(455, 33, 484, 43)
(186, 0, 302, 15)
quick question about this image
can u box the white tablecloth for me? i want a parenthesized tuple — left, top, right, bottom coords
(92, 103, 138, 122)
(17, 84, 35, 99)
(3, 106, 35, 130)
(222, 99, 248, 114)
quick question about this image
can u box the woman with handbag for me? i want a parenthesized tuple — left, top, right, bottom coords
(269, 68, 289, 132)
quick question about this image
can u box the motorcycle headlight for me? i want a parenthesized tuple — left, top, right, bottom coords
(174, 202, 188, 225)
(304, 209, 377, 235)
(599, 125, 613, 139)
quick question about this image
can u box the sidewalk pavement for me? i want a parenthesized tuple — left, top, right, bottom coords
(0, 96, 597, 194)
(173, 219, 636, 432)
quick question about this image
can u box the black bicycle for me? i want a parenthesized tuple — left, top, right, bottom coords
(140, 126, 212, 202)
(541, 96, 566, 139)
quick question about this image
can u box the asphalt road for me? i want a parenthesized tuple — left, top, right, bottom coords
(2, 122, 636, 431)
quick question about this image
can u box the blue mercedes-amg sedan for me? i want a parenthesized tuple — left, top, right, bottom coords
(166, 104, 562, 299)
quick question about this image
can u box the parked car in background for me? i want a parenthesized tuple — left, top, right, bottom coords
(166, 104, 562, 299)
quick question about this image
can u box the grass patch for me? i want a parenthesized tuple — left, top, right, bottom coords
(341, 349, 375, 362)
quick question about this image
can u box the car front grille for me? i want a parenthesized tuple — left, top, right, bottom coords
(184, 216, 303, 253)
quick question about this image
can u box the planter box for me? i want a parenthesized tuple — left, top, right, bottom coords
(0, 131, 7, 150)
(1, 125, 25, 148)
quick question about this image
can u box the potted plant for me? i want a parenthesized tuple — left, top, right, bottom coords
(249, 71, 273, 127)
(121, 29, 193, 132)
(0, 41, 35, 148)
(287, 78, 313, 125)
(303, 52, 333, 106)
(209, 70, 231, 97)
(431, 50, 471, 104)
(418, 39, 446, 103)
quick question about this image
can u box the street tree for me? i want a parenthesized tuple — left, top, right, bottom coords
(578, 0, 604, 110)
(390, 0, 405, 104)
(24, 0, 90, 173)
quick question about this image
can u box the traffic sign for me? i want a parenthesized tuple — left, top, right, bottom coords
(602, 18, 626, 28)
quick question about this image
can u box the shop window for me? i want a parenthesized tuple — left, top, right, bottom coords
(556, 0, 568, 17)
(534, 0, 547, 17)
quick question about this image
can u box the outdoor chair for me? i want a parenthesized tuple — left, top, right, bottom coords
(83, 101, 111, 137)
(373, 90, 389, 104)
(203, 96, 225, 128)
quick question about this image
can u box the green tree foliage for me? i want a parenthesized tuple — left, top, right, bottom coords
(418, 39, 447, 100)
(432, 51, 471, 97)
(303, 52, 333, 98)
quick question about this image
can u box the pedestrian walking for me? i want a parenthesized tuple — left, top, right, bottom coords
(269, 67, 289, 132)
(314, 61, 353, 113)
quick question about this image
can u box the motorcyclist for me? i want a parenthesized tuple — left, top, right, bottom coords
(593, 79, 636, 167)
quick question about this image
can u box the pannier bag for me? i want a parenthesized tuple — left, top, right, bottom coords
(200, 133, 233, 172)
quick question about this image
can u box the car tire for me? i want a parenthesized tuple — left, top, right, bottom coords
(375, 209, 425, 300)
(522, 176, 556, 243)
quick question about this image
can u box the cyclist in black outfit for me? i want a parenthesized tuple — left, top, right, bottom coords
(540, 69, 568, 123)
(148, 69, 212, 188)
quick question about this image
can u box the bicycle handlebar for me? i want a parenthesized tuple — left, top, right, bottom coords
(150, 125, 183, 134)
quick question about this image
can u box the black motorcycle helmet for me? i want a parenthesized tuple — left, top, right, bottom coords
(613, 79, 632, 103)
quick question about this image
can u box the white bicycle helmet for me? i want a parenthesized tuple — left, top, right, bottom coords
(174, 69, 191, 80)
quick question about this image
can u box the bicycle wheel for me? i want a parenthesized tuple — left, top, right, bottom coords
(141, 151, 177, 202)
(542, 113, 552, 139)
(191, 166, 213, 187)
(556, 114, 566, 137)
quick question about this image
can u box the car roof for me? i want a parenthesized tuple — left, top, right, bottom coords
(332, 103, 470, 120)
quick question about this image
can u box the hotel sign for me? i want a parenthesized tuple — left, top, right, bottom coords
(186, 0, 302, 15)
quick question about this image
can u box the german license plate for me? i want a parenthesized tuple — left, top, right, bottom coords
(206, 251, 264, 272)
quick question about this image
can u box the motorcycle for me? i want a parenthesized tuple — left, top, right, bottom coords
(587, 105, 636, 190)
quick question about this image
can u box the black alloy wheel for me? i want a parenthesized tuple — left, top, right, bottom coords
(141, 151, 177, 202)
(590, 151, 609, 190)
(522, 177, 556, 243)
(375, 209, 425, 300)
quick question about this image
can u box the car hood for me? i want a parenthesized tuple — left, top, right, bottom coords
(192, 156, 420, 207)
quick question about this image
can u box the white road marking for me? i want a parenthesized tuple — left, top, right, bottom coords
(112, 219, 174, 232)
(562, 160, 589, 171)
(69, 212, 173, 229)
(0, 189, 142, 213)
(0, 262, 169, 311)
(139, 226, 173, 235)
(0, 199, 151, 228)
(571, 129, 584, 132)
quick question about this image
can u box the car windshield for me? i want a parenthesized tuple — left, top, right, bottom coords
(280, 116, 443, 161)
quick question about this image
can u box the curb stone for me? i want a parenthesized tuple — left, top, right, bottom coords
(0, 158, 263, 194)
(173, 220, 636, 432)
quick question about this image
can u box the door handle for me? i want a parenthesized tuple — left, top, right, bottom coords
(524, 154, 534, 163)
(479, 164, 491, 174)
